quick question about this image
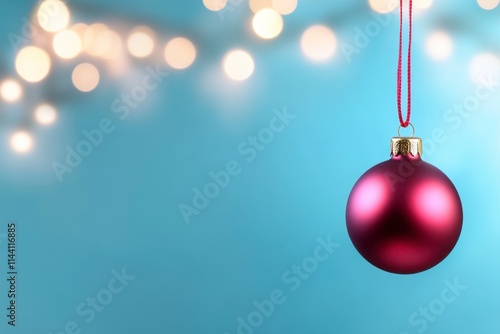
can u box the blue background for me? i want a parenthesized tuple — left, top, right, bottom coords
(0, 0, 499, 333)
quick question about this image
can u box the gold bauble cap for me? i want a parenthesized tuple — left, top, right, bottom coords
(390, 137, 423, 156)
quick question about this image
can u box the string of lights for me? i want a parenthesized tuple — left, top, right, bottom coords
(0, 0, 498, 154)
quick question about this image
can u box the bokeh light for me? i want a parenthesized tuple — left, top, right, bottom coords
(34, 103, 57, 125)
(15, 46, 52, 83)
(37, 0, 70, 33)
(252, 8, 284, 40)
(477, 0, 500, 10)
(87, 28, 123, 60)
(0, 79, 23, 102)
(415, 0, 433, 9)
(10, 131, 33, 154)
(53, 29, 82, 59)
(82, 23, 107, 52)
(469, 53, 500, 86)
(368, 0, 398, 13)
(425, 31, 453, 61)
(71, 23, 90, 51)
(272, 0, 298, 15)
(223, 49, 255, 81)
(71, 23, 87, 36)
(369, 0, 432, 13)
(164, 37, 197, 70)
(127, 27, 155, 58)
(249, 0, 273, 13)
(203, 0, 228, 11)
(301, 25, 337, 62)
(72, 63, 100, 92)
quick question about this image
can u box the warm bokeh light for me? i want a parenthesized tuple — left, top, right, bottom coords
(369, 0, 432, 12)
(53, 29, 82, 59)
(0, 79, 23, 102)
(164, 37, 197, 70)
(71, 23, 89, 50)
(301, 25, 337, 62)
(249, 0, 273, 13)
(15, 46, 52, 83)
(72, 63, 100, 92)
(425, 31, 453, 61)
(34, 103, 57, 125)
(469, 53, 500, 86)
(203, 0, 228, 11)
(87, 28, 123, 60)
(127, 27, 155, 58)
(415, 0, 433, 9)
(37, 0, 70, 33)
(223, 49, 255, 81)
(252, 8, 284, 39)
(368, 0, 398, 13)
(477, 0, 500, 10)
(82, 23, 107, 52)
(10, 131, 33, 154)
(272, 0, 298, 14)
(71, 23, 88, 36)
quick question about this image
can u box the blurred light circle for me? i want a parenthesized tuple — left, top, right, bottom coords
(252, 8, 284, 39)
(272, 0, 298, 15)
(368, 0, 398, 13)
(71, 23, 88, 35)
(415, 0, 433, 9)
(127, 27, 155, 58)
(53, 30, 82, 59)
(10, 131, 33, 154)
(469, 53, 500, 85)
(203, 0, 228, 11)
(301, 25, 337, 62)
(0, 79, 23, 102)
(425, 31, 453, 60)
(88, 29, 123, 60)
(71, 23, 89, 50)
(477, 0, 500, 9)
(223, 49, 255, 81)
(249, 0, 273, 13)
(82, 23, 108, 52)
(164, 37, 197, 70)
(72, 63, 100, 92)
(15, 46, 52, 83)
(37, 0, 70, 33)
(34, 103, 57, 125)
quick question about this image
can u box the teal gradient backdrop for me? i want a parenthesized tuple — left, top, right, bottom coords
(0, 1, 499, 333)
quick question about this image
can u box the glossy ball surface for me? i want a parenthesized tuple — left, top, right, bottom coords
(346, 155, 463, 274)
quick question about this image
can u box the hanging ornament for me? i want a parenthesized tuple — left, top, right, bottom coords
(345, 0, 463, 275)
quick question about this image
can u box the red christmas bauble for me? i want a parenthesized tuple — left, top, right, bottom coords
(346, 137, 463, 274)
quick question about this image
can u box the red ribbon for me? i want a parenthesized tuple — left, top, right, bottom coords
(397, 0, 413, 128)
